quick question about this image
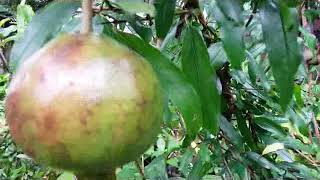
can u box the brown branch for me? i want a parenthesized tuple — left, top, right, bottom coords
(0, 49, 9, 73)
(81, 0, 93, 34)
(223, 159, 234, 180)
(135, 159, 145, 179)
(217, 63, 236, 119)
(311, 112, 320, 144)
(295, 149, 319, 167)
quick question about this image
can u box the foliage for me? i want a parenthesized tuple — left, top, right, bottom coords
(1, 0, 320, 179)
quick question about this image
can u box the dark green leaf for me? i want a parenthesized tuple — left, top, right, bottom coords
(187, 145, 211, 180)
(286, 108, 309, 136)
(145, 156, 168, 180)
(246, 152, 285, 175)
(281, 162, 320, 179)
(10, 1, 80, 72)
(154, 0, 176, 39)
(127, 15, 153, 42)
(117, 162, 143, 180)
(102, 27, 202, 144)
(260, 0, 302, 110)
(282, 138, 316, 154)
(208, 42, 228, 70)
(236, 113, 256, 150)
(246, 51, 271, 92)
(181, 25, 221, 134)
(229, 161, 249, 179)
(179, 149, 193, 177)
(115, 1, 155, 16)
(220, 116, 243, 148)
(254, 116, 287, 137)
(212, 0, 245, 69)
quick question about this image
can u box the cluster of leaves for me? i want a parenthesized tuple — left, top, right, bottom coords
(1, 0, 320, 179)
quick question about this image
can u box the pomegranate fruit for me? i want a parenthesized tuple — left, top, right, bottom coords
(5, 34, 163, 175)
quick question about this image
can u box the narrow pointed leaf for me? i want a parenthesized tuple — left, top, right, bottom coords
(154, 0, 176, 39)
(181, 26, 221, 134)
(260, 0, 302, 110)
(220, 116, 243, 148)
(236, 113, 256, 150)
(212, 0, 245, 69)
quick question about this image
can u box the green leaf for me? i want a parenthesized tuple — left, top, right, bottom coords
(208, 42, 228, 70)
(187, 144, 211, 180)
(282, 138, 316, 154)
(179, 149, 193, 177)
(281, 162, 320, 179)
(299, 27, 317, 49)
(254, 116, 287, 137)
(127, 15, 153, 42)
(246, 152, 285, 175)
(181, 25, 221, 134)
(10, 1, 80, 72)
(260, 0, 302, 111)
(220, 116, 243, 148)
(117, 162, 143, 180)
(102, 27, 202, 144)
(57, 172, 75, 180)
(145, 156, 168, 180)
(115, 1, 155, 16)
(246, 51, 271, 92)
(293, 84, 304, 108)
(154, 0, 176, 39)
(287, 108, 309, 136)
(16, 3, 34, 35)
(236, 113, 256, 150)
(212, 0, 245, 69)
(228, 161, 249, 179)
(262, 143, 284, 155)
(0, 25, 17, 38)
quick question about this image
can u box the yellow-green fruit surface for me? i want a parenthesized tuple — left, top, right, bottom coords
(5, 34, 163, 174)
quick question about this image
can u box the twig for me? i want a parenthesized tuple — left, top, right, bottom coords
(0, 49, 9, 73)
(81, 0, 93, 34)
(245, 1, 258, 27)
(311, 112, 320, 144)
(135, 159, 145, 178)
(295, 150, 319, 167)
(223, 159, 234, 180)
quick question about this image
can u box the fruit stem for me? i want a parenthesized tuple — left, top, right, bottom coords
(76, 171, 116, 180)
(81, 0, 93, 34)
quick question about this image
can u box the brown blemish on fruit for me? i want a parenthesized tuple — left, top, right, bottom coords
(80, 116, 88, 126)
(5, 91, 26, 142)
(53, 37, 84, 66)
(38, 111, 58, 145)
(84, 129, 92, 135)
(137, 98, 148, 107)
(86, 109, 93, 116)
(39, 70, 46, 83)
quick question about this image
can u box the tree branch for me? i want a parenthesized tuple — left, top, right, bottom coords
(81, 0, 93, 34)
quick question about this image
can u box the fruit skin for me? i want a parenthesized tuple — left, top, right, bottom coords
(5, 34, 163, 174)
